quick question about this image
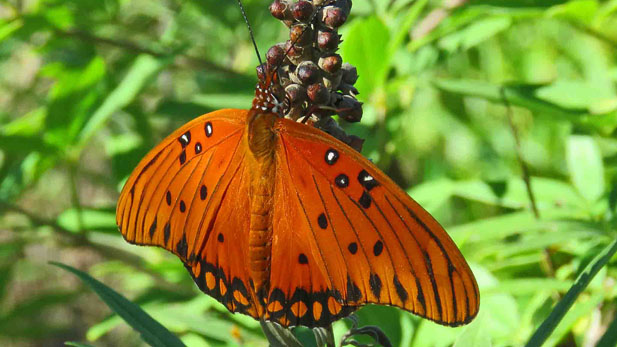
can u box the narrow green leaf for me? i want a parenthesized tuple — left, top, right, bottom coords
(596, 308, 617, 347)
(260, 320, 303, 347)
(525, 236, 617, 347)
(78, 54, 169, 150)
(65, 342, 95, 347)
(433, 79, 582, 122)
(566, 135, 605, 202)
(50, 262, 185, 347)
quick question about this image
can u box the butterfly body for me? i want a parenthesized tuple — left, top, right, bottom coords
(117, 81, 479, 328)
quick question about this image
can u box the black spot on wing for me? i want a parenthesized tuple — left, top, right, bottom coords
(178, 131, 191, 148)
(373, 240, 383, 256)
(200, 185, 208, 200)
(149, 218, 157, 238)
(179, 150, 187, 165)
(359, 191, 372, 208)
(424, 252, 443, 321)
(317, 213, 328, 229)
(324, 148, 339, 165)
(346, 275, 363, 302)
(358, 170, 379, 191)
(164, 222, 171, 245)
(298, 253, 308, 264)
(393, 275, 408, 303)
(369, 273, 382, 299)
(176, 233, 188, 258)
(335, 173, 349, 188)
(348, 242, 358, 254)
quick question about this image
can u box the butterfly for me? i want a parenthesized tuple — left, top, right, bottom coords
(116, 0, 478, 328)
(116, 74, 479, 328)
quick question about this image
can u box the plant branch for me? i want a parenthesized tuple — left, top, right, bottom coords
(0, 201, 189, 295)
(54, 28, 242, 77)
(500, 87, 540, 219)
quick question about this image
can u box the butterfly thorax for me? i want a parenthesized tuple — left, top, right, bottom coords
(245, 108, 278, 304)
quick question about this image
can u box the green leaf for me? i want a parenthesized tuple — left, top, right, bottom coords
(341, 15, 390, 96)
(433, 79, 583, 122)
(50, 262, 186, 347)
(260, 320, 303, 347)
(57, 207, 117, 233)
(453, 313, 491, 347)
(65, 342, 95, 347)
(535, 80, 617, 113)
(596, 308, 617, 347)
(525, 236, 617, 347)
(439, 16, 512, 52)
(566, 135, 605, 202)
(77, 54, 170, 150)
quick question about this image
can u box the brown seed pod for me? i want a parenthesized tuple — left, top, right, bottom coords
(270, 0, 291, 20)
(285, 83, 308, 106)
(291, 0, 315, 21)
(265, 0, 360, 142)
(341, 62, 358, 84)
(290, 24, 313, 47)
(317, 30, 339, 51)
(322, 6, 347, 29)
(336, 94, 363, 122)
(307, 83, 330, 104)
(296, 61, 321, 85)
(319, 54, 342, 74)
(266, 45, 285, 68)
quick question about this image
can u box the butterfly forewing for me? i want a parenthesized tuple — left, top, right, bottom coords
(117, 109, 261, 317)
(272, 117, 479, 326)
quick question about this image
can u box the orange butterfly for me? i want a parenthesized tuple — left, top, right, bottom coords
(116, 74, 479, 327)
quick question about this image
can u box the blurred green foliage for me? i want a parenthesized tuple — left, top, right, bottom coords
(1, 0, 617, 346)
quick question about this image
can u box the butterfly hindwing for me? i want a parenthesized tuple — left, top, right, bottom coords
(270, 117, 479, 327)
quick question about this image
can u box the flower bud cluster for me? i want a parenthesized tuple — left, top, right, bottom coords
(265, 0, 364, 151)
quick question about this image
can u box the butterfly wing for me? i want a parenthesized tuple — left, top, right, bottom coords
(116, 108, 259, 317)
(263, 118, 479, 327)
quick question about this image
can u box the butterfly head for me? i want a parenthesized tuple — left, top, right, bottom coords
(251, 66, 285, 116)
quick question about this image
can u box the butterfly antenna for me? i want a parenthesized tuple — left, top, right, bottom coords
(237, 0, 263, 68)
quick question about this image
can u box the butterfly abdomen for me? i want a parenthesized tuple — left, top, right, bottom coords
(246, 111, 278, 296)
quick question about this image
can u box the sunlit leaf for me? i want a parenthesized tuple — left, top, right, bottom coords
(51, 262, 185, 347)
(566, 135, 605, 202)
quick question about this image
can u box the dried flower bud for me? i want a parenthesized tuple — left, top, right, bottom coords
(307, 83, 330, 104)
(339, 83, 359, 96)
(317, 30, 339, 51)
(270, 0, 291, 20)
(337, 95, 363, 122)
(266, 45, 285, 67)
(319, 54, 342, 74)
(341, 63, 358, 84)
(347, 135, 364, 152)
(322, 6, 347, 29)
(322, 70, 342, 90)
(285, 40, 303, 59)
(290, 24, 313, 47)
(291, 1, 315, 21)
(256, 63, 267, 81)
(285, 83, 307, 106)
(297, 61, 320, 84)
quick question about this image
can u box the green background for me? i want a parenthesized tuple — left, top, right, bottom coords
(1, 0, 617, 346)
